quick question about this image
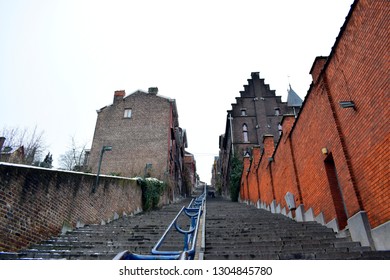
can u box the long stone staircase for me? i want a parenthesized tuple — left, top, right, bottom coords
(0, 199, 191, 260)
(1, 195, 389, 260)
(204, 197, 390, 260)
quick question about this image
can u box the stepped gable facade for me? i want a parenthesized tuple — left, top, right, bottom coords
(228, 72, 302, 157)
(240, 0, 390, 250)
(87, 87, 188, 196)
(217, 72, 302, 196)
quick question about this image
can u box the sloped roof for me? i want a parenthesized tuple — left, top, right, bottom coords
(287, 84, 303, 107)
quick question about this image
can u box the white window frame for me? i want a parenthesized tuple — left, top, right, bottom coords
(124, 109, 132, 118)
(243, 124, 249, 142)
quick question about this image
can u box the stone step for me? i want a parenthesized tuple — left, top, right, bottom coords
(204, 251, 374, 260)
(2, 195, 387, 260)
(206, 234, 337, 243)
(203, 197, 388, 260)
(0, 198, 193, 260)
(205, 242, 366, 251)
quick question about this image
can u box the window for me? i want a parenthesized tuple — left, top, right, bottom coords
(242, 124, 249, 142)
(274, 107, 280, 116)
(124, 109, 132, 118)
(241, 109, 247, 116)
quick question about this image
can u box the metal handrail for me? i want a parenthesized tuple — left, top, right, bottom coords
(113, 190, 206, 260)
(151, 202, 203, 258)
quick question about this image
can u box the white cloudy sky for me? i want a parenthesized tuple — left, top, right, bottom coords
(0, 0, 353, 183)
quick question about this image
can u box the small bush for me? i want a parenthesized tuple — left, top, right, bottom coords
(139, 178, 166, 211)
(229, 156, 243, 202)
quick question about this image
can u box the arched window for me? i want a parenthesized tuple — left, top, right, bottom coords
(242, 124, 249, 142)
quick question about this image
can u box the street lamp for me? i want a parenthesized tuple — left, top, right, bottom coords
(94, 145, 112, 192)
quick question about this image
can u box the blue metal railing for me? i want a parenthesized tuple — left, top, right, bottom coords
(113, 190, 206, 260)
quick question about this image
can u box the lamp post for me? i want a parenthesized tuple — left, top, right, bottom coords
(94, 145, 112, 192)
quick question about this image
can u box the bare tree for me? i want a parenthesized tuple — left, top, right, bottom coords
(59, 137, 88, 171)
(0, 126, 46, 164)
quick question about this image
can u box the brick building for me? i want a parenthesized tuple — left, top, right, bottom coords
(0, 137, 25, 164)
(183, 151, 197, 196)
(217, 73, 302, 196)
(87, 88, 188, 198)
(240, 0, 389, 250)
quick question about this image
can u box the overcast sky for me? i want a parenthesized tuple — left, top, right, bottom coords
(0, 0, 353, 183)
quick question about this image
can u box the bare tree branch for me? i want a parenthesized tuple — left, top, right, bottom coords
(59, 136, 88, 171)
(1, 126, 47, 165)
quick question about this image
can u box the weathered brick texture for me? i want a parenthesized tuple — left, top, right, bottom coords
(0, 163, 142, 251)
(241, 0, 389, 234)
(88, 91, 172, 178)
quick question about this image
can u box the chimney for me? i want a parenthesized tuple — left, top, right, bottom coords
(309, 56, 328, 83)
(148, 87, 158, 95)
(113, 90, 125, 104)
(251, 72, 260, 79)
(0, 137, 5, 152)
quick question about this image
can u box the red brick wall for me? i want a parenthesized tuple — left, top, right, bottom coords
(240, 0, 389, 230)
(323, 0, 390, 228)
(271, 116, 301, 210)
(255, 136, 275, 206)
(247, 147, 261, 204)
(0, 163, 143, 251)
(290, 82, 348, 224)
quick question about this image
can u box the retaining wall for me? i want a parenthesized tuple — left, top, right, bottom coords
(0, 163, 143, 251)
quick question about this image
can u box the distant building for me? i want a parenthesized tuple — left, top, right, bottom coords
(183, 151, 197, 196)
(210, 156, 220, 193)
(0, 137, 25, 164)
(217, 73, 302, 197)
(87, 88, 189, 199)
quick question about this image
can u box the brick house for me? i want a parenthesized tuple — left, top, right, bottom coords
(240, 0, 389, 250)
(217, 73, 302, 196)
(183, 151, 197, 196)
(0, 137, 25, 164)
(87, 88, 188, 199)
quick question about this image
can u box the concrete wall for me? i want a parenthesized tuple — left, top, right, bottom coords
(0, 163, 142, 252)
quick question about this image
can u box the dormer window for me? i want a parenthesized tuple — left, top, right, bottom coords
(124, 109, 132, 118)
